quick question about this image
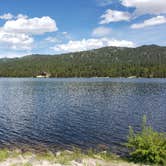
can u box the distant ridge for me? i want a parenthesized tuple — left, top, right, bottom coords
(0, 45, 166, 78)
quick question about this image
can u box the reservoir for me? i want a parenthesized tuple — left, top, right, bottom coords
(0, 78, 165, 154)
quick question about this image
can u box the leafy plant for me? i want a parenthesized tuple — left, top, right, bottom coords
(126, 116, 166, 165)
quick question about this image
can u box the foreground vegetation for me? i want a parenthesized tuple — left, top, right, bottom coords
(126, 116, 166, 165)
(0, 45, 166, 78)
(0, 148, 146, 166)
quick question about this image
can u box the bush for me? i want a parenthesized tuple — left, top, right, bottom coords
(126, 116, 166, 165)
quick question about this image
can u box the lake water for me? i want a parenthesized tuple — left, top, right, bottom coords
(0, 78, 165, 154)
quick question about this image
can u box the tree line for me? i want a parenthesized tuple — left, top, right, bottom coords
(0, 45, 166, 78)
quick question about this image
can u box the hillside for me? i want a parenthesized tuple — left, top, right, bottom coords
(0, 45, 166, 78)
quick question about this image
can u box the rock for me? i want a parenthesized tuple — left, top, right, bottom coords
(56, 151, 61, 156)
(75, 158, 82, 163)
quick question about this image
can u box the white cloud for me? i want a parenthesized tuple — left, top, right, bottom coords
(0, 13, 14, 20)
(52, 38, 135, 53)
(121, 0, 166, 16)
(100, 9, 131, 24)
(131, 16, 166, 29)
(16, 14, 28, 19)
(45, 36, 61, 43)
(62, 31, 72, 40)
(3, 16, 58, 35)
(0, 15, 58, 51)
(0, 29, 34, 50)
(0, 52, 28, 58)
(62, 32, 68, 35)
(92, 27, 112, 37)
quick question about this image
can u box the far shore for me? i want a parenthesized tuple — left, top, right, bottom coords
(0, 76, 166, 79)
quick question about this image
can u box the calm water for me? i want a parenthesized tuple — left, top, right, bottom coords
(0, 78, 165, 153)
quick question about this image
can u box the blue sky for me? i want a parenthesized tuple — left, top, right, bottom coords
(0, 0, 166, 57)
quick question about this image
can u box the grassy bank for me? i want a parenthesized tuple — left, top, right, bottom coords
(0, 148, 147, 166)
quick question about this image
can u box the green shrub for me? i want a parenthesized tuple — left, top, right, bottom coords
(126, 116, 166, 165)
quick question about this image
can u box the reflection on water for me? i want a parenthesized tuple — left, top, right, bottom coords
(0, 78, 165, 153)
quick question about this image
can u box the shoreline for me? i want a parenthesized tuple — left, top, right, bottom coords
(0, 148, 148, 166)
(0, 77, 166, 79)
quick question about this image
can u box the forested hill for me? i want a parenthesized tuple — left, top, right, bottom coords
(0, 45, 166, 78)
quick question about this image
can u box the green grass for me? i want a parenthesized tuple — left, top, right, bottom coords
(36, 148, 86, 165)
(35, 148, 121, 165)
(95, 151, 119, 161)
(0, 147, 127, 165)
(36, 151, 55, 162)
(10, 149, 22, 158)
(22, 163, 32, 166)
(0, 149, 9, 161)
(0, 147, 152, 165)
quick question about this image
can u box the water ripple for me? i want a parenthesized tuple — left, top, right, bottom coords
(0, 78, 165, 153)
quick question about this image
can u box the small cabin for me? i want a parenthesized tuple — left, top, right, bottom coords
(36, 72, 51, 78)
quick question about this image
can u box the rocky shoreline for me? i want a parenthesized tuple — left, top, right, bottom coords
(0, 149, 148, 166)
